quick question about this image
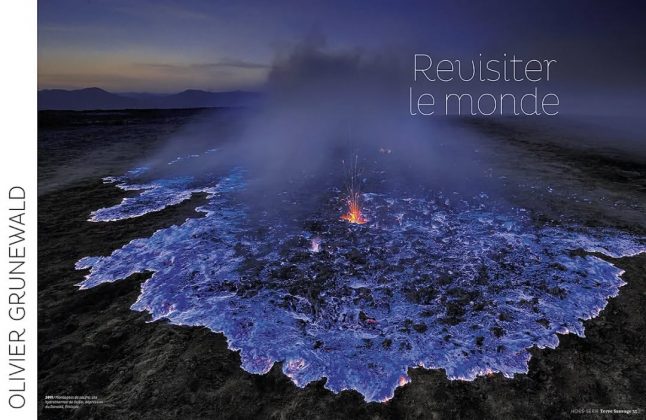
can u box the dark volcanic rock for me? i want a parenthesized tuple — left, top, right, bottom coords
(345, 248, 367, 264)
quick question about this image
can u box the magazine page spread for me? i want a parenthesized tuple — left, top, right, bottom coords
(1, 1, 645, 419)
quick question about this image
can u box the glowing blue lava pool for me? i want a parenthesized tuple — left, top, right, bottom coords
(76, 167, 645, 402)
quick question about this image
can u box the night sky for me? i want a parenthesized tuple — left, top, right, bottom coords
(39, 0, 645, 113)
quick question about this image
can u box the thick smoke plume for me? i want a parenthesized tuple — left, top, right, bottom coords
(147, 42, 499, 212)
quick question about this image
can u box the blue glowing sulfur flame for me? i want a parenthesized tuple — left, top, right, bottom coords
(76, 168, 645, 402)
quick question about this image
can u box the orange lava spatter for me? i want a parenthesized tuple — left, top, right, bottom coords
(340, 193, 367, 224)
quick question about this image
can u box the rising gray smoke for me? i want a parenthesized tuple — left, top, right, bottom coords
(146, 41, 500, 210)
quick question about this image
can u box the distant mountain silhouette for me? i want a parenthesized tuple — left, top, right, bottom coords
(38, 87, 260, 110)
(38, 88, 138, 110)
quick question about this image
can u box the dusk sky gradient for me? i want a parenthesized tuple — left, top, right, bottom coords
(39, 0, 645, 112)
